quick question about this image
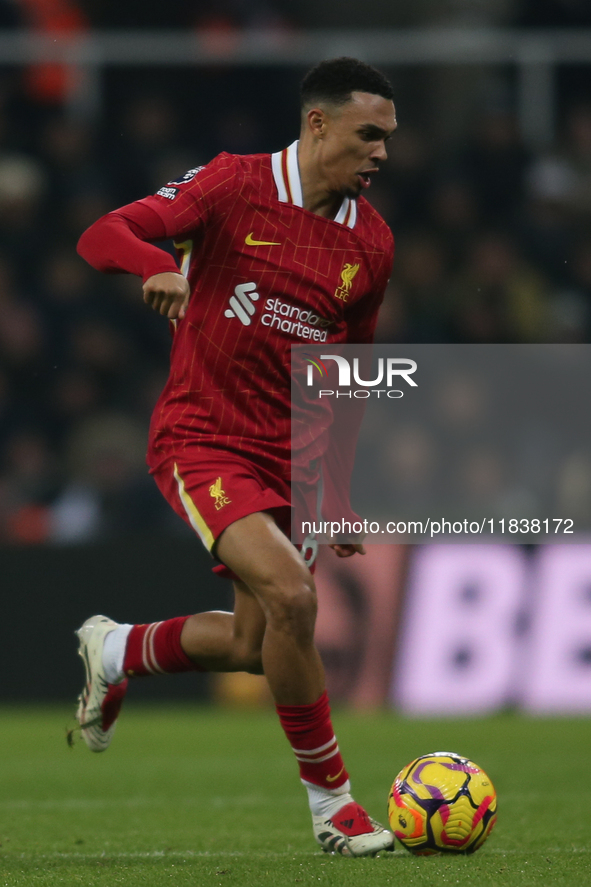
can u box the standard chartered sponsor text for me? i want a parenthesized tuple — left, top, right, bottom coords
(262, 297, 331, 341)
(301, 517, 575, 537)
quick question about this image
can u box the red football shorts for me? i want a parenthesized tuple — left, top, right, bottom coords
(149, 448, 318, 578)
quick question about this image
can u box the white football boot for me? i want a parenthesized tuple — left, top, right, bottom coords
(72, 614, 128, 752)
(312, 801, 394, 857)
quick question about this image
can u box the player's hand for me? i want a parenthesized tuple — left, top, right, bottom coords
(143, 272, 191, 320)
(329, 543, 366, 558)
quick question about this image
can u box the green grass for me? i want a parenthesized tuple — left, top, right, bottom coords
(0, 705, 590, 886)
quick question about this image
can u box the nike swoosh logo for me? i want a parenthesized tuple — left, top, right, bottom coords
(326, 765, 346, 783)
(245, 232, 281, 246)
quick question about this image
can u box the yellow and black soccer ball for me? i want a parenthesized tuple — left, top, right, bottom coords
(388, 751, 497, 855)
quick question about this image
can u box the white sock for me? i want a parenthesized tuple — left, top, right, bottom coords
(102, 624, 133, 684)
(303, 778, 353, 818)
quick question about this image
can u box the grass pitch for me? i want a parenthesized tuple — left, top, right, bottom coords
(0, 705, 590, 886)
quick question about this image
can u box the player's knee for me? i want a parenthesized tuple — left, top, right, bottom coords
(247, 554, 317, 638)
(266, 580, 317, 640)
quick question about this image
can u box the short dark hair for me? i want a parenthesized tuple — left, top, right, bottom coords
(300, 57, 394, 109)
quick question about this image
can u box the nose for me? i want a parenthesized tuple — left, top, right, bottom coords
(371, 140, 388, 163)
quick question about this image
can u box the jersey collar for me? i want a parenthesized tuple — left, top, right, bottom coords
(271, 140, 357, 230)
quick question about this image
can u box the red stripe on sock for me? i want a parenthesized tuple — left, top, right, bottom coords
(276, 690, 349, 789)
(123, 617, 201, 676)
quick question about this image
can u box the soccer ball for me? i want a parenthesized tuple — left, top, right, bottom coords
(388, 751, 497, 855)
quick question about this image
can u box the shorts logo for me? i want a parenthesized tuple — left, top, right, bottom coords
(224, 282, 259, 326)
(209, 477, 231, 510)
(334, 262, 360, 302)
(156, 186, 179, 200)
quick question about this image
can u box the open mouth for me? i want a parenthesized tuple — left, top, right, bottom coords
(357, 169, 377, 189)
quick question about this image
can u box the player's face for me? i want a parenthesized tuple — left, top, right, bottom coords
(318, 92, 397, 198)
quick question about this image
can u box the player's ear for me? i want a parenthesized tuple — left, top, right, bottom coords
(306, 107, 327, 139)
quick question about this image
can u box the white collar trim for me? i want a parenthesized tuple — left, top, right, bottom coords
(271, 140, 357, 229)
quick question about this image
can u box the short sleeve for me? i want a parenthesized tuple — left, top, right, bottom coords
(136, 152, 243, 240)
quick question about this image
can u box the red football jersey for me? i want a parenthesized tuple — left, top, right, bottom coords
(120, 141, 394, 483)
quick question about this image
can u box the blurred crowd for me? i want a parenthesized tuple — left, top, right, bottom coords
(374, 104, 591, 346)
(0, 32, 591, 544)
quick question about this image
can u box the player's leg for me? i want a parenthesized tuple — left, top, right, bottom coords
(72, 580, 267, 751)
(216, 511, 323, 704)
(179, 580, 265, 673)
(117, 580, 266, 676)
(72, 455, 275, 751)
(215, 511, 394, 857)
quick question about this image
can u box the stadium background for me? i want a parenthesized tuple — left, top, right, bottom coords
(1, 0, 591, 713)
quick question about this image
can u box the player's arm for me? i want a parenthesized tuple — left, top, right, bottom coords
(77, 154, 242, 321)
(77, 203, 190, 320)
